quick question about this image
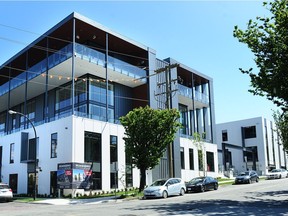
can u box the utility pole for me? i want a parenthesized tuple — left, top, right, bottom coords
(154, 63, 179, 177)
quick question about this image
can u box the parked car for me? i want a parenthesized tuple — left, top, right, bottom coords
(0, 183, 13, 202)
(266, 169, 288, 179)
(143, 178, 186, 199)
(186, 176, 218, 193)
(235, 171, 259, 184)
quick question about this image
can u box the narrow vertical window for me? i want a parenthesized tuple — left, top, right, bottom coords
(51, 133, 57, 158)
(110, 135, 118, 189)
(10, 143, 14, 163)
(180, 147, 185, 169)
(189, 148, 194, 170)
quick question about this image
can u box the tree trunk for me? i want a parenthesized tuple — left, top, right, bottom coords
(139, 168, 146, 192)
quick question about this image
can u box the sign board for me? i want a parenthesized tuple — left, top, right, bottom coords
(57, 162, 92, 189)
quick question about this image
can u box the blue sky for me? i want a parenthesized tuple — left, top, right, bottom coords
(0, 1, 277, 123)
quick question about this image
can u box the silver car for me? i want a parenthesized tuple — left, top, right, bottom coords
(0, 183, 13, 202)
(143, 178, 186, 199)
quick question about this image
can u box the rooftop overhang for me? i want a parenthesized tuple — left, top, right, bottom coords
(0, 12, 150, 87)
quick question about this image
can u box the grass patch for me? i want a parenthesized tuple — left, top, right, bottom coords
(14, 197, 46, 203)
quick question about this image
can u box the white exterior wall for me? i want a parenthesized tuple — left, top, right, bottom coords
(1, 116, 73, 194)
(180, 137, 218, 182)
(0, 115, 141, 195)
(72, 115, 140, 191)
(216, 117, 288, 176)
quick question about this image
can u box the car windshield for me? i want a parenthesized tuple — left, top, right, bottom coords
(239, 172, 249, 176)
(0, 185, 9, 189)
(150, 179, 167, 186)
(189, 177, 204, 184)
(271, 169, 281, 172)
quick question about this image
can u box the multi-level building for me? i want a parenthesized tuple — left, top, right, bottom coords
(0, 12, 217, 196)
(216, 117, 288, 176)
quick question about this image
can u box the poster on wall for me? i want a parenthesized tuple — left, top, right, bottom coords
(57, 162, 92, 189)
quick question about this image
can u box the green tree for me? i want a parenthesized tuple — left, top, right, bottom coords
(233, 0, 288, 111)
(273, 110, 288, 151)
(119, 105, 181, 192)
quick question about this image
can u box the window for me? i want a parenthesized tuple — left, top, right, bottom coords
(51, 133, 57, 158)
(180, 147, 185, 169)
(10, 143, 14, 163)
(56, 84, 72, 111)
(179, 104, 188, 135)
(206, 151, 215, 172)
(75, 79, 87, 104)
(222, 130, 228, 141)
(85, 132, 101, 190)
(110, 135, 118, 188)
(9, 174, 18, 193)
(126, 154, 133, 187)
(189, 149, 194, 170)
(244, 126, 256, 139)
(244, 146, 258, 162)
(198, 150, 203, 171)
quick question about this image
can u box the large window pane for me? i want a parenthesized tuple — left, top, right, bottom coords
(206, 151, 215, 172)
(56, 84, 72, 110)
(85, 132, 101, 190)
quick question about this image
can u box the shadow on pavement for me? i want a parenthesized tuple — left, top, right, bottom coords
(126, 197, 288, 216)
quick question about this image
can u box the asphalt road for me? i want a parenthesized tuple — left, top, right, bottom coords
(0, 178, 288, 216)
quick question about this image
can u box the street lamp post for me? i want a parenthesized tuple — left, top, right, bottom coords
(8, 110, 38, 200)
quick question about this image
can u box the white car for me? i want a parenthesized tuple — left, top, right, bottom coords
(266, 169, 288, 179)
(143, 178, 186, 199)
(0, 183, 13, 202)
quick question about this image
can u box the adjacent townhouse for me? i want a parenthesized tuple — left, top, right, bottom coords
(0, 12, 218, 196)
(216, 117, 288, 176)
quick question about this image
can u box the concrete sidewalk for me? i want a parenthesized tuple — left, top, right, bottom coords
(32, 196, 121, 205)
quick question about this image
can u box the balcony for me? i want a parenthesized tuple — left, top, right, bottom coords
(75, 43, 147, 82)
(178, 84, 209, 109)
(0, 43, 147, 98)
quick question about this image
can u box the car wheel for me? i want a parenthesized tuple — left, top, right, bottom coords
(180, 188, 185, 196)
(279, 175, 282, 179)
(248, 179, 252, 184)
(256, 178, 259, 183)
(162, 190, 168, 199)
(201, 185, 205, 192)
(214, 183, 218, 190)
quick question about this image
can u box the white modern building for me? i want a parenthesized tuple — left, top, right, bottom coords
(216, 117, 288, 176)
(0, 12, 218, 197)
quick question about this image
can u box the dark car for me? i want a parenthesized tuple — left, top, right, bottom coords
(235, 171, 259, 184)
(185, 176, 218, 193)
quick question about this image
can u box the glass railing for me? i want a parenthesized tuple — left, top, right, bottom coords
(178, 84, 209, 104)
(75, 43, 146, 81)
(0, 44, 73, 97)
(0, 43, 146, 97)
